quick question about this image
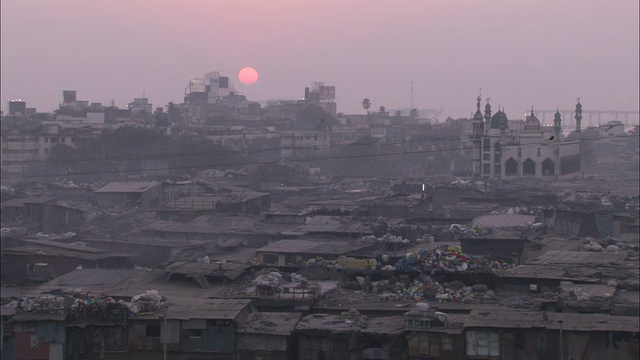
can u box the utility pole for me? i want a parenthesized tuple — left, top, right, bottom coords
(410, 80, 414, 110)
(559, 320, 564, 360)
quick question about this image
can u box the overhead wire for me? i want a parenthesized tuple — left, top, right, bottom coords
(2, 133, 636, 181)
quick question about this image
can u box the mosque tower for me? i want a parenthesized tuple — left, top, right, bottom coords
(472, 93, 484, 177)
(574, 99, 583, 137)
(553, 108, 562, 142)
(484, 98, 492, 132)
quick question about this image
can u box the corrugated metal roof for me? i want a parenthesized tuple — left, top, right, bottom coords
(144, 215, 291, 235)
(256, 239, 373, 255)
(10, 312, 67, 322)
(472, 214, 537, 228)
(2, 245, 133, 261)
(548, 313, 640, 332)
(295, 313, 368, 333)
(94, 181, 160, 193)
(165, 261, 250, 280)
(161, 298, 251, 320)
(527, 250, 633, 267)
(497, 264, 599, 282)
(283, 215, 375, 235)
(29, 269, 146, 297)
(465, 309, 640, 333)
(13, 238, 105, 253)
(361, 315, 406, 335)
(465, 309, 548, 329)
(1, 196, 57, 207)
(237, 312, 302, 336)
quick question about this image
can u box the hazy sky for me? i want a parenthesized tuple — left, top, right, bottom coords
(2, 0, 638, 120)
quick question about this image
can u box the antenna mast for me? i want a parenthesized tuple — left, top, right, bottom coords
(410, 80, 414, 110)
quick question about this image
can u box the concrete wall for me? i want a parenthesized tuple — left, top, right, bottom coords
(236, 333, 288, 352)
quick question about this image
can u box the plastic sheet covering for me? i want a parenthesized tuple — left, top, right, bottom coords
(466, 331, 499, 356)
(594, 213, 613, 237)
(160, 320, 180, 344)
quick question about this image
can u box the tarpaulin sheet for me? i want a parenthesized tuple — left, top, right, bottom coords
(594, 213, 613, 237)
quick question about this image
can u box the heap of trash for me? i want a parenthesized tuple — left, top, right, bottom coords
(394, 245, 513, 273)
(123, 289, 165, 314)
(390, 278, 494, 303)
(252, 270, 284, 287)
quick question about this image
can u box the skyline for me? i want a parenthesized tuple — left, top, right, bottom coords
(1, 0, 638, 119)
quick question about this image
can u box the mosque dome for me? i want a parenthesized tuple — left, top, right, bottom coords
(524, 113, 541, 130)
(491, 109, 509, 129)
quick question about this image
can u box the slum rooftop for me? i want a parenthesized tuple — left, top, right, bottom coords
(465, 309, 640, 332)
(255, 239, 376, 256)
(94, 181, 160, 193)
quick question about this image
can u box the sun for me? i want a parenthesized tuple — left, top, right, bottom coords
(238, 67, 259, 85)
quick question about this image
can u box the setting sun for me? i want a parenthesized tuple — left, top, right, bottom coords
(238, 67, 259, 85)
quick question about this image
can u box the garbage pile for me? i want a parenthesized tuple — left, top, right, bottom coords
(32, 295, 75, 313)
(392, 278, 493, 302)
(583, 237, 626, 253)
(252, 270, 284, 287)
(394, 245, 513, 274)
(290, 273, 308, 283)
(124, 289, 165, 314)
(2, 289, 167, 320)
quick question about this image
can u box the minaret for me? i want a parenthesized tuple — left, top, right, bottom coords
(472, 93, 484, 177)
(473, 94, 484, 137)
(574, 98, 582, 137)
(553, 107, 562, 142)
(484, 98, 492, 130)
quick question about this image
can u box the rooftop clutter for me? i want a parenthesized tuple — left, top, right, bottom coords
(393, 245, 514, 274)
(3, 289, 167, 320)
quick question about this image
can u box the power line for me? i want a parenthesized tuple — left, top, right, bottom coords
(9, 127, 632, 167)
(8, 131, 467, 166)
(2, 134, 636, 181)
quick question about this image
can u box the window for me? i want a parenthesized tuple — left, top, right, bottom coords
(482, 164, 490, 174)
(50, 137, 58, 143)
(466, 330, 499, 357)
(262, 254, 278, 265)
(483, 153, 490, 161)
(44, 149, 49, 154)
(522, 158, 536, 175)
(542, 158, 554, 176)
(494, 164, 501, 176)
(505, 158, 517, 175)
(284, 255, 297, 265)
(44, 137, 49, 143)
(483, 138, 491, 152)
(441, 335, 453, 351)
(145, 325, 161, 337)
(515, 332, 525, 350)
(61, 137, 66, 143)
(188, 329, 202, 339)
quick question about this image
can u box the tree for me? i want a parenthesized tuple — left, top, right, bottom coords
(247, 163, 309, 190)
(410, 108, 419, 118)
(378, 106, 386, 113)
(295, 105, 339, 130)
(394, 110, 402, 117)
(154, 107, 170, 127)
(167, 102, 183, 124)
(362, 98, 371, 114)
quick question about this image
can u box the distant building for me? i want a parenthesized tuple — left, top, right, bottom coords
(60, 90, 89, 111)
(128, 97, 152, 116)
(280, 129, 330, 158)
(94, 181, 162, 208)
(304, 81, 337, 116)
(8, 100, 26, 116)
(471, 96, 582, 179)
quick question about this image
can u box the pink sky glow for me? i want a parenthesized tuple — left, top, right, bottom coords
(1, 0, 638, 119)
